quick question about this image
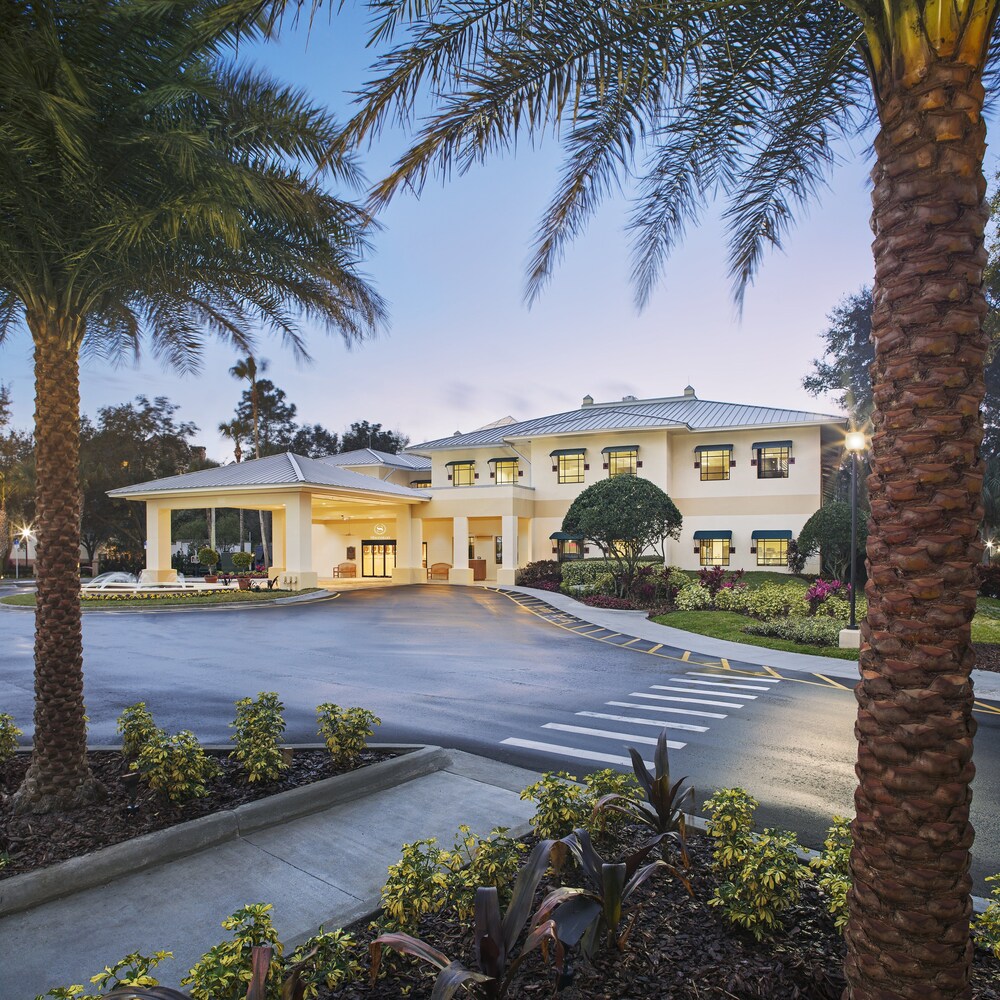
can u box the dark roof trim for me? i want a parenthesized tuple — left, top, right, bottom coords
(693, 530, 732, 540)
(549, 531, 584, 541)
(752, 440, 793, 450)
(694, 443, 734, 453)
(601, 444, 639, 453)
(444, 459, 476, 467)
(751, 529, 793, 540)
(549, 448, 586, 457)
(488, 456, 518, 464)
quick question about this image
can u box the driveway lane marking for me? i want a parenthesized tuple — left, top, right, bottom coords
(674, 678, 774, 692)
(577, 710, 708, 733)
(606, 700, 727, 719)
(651, 684, 755, 700)
(629, 691, 745, 709)
(542, 723, 685, 750)
(501, 738, 653, 769)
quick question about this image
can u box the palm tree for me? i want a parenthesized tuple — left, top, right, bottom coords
(229, 357, 270, 570)
(0, 0, 386, 815)
(336, 3, 995, 995)
(219, 417, 248, 553)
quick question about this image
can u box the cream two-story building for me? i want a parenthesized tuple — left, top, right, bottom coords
(112, 387, 846, 589)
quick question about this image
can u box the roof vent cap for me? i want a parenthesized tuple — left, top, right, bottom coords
(622, 394, 637, 402)
(683, 385, 696, 397)
(453, 430, 462, 436)
(581, 394, 594, 407)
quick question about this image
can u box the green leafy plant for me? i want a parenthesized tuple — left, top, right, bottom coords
(974, 875, 1000, 958)
(810, 816, 852, 933)
(197, 547, 220, 573)
(32, 951, 175, 1000)
(379, 836, 456, 932)
(182, 904, 282, 1000)
(316, 703, 381, 768)
(741, 617, 844, 647)
(231, 692, 288, 783)
(135, 729, 219, 804)
(674, 584, 712, 611)
(448, 825, 528, 919)
(582, 768, 644, 840)
(703, 788, 759, 870)
(591, 729, 693, 862)
(371, 840, 562, 999)
(231, 550, 254, 574)
(116, 702, 159, 761)
(0, 711, 23, 764)
(520, 771, 591, 839)
(539, 828, 687, 958)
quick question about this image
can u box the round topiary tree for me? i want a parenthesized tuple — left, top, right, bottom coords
(562, 476, 682, 598)
(796, 501, 869, 582)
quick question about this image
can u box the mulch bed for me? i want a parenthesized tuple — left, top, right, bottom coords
(0, 747, 394, 879)
(976, 644, 1000, 674)
(320, 829, 1000, 1000)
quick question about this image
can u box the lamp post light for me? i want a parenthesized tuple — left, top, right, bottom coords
(845, 431, 867, 633)
(15, 524, 34, 580)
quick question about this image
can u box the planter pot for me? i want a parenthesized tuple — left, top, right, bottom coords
(204, 575, 218, 583)
(237, 577, 252, 590)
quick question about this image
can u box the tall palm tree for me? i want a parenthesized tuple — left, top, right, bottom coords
(219, 417, 248, 552)
(229, 356, 270, 570)
(0, 0, 386, 815)
(335, 2, 997, 995)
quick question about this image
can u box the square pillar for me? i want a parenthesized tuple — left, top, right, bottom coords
(275, 494, 317, 591)
(450, 515, 474, 585)
(497, 515, 518, 586)
(270, 507, 286, 579)
(391, 506, 423, 584)
(145, 503, 176, 582)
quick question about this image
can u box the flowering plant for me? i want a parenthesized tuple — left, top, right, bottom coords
(805, 579, 851, 614)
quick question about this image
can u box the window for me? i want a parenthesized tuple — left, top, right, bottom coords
(756, 538, 788, 566)
(493, 459, 519, 484)
(469, 536, 475, 559)
(699, 538, 731, 566)
(495, 536, 502, 563)
(449, 462, 475, 486)
(604, 448, 638, 477)
(753, 441, 792, 479)
(422, 541, 428, 568)
(698, 448, 732, 481)
(557, 453, 585, 484)
(410, 479, 431, 489)
(558, 538, 582, 561)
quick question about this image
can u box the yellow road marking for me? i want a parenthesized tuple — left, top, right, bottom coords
(681, 650, 690, 662)
(975, 700, 1000, 716)
(623, 637, 645, 647)
(720, 658, 731, 671)
(813, 673, 852, 691)
(763, 665, 782, 679)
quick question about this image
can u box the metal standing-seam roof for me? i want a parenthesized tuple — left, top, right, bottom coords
(409, 393, 844, 452)
(108, 452, 430, 500)
(319, 448, 431, 470)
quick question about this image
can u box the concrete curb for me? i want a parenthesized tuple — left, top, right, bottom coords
(0, 589, 335, 614)
(0, 744, 448, 918)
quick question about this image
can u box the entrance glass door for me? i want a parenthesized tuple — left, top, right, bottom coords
(361, 540, 396, 578)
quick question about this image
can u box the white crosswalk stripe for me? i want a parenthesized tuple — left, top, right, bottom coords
(686, 671, 781, 684)
(606, 700, 727, 719)
(542, 723, 685, 749)
(577, 710, 708, 733)
(651, 684, 755, 700)
(629, 691, 745, 709)
(500, 738, 652, 770)
(674, 678, 773, 692)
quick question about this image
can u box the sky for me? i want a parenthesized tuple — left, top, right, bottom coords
(3, 10, 988, 460)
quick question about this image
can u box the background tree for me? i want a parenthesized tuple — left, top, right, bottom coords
(0, 385, 34, 572)
(337, 2, 999, 993)
(234, 378, 298, 457)
(562, 476, 682, 598)
(339, 420, 408, 454)
(0, 0, 385, 814)
(290, 423, 340, 457)
(796, 501, 869, 583)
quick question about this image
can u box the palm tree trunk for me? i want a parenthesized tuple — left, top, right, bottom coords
(846, 58, 987, 999)
(12, 318, 103, 813)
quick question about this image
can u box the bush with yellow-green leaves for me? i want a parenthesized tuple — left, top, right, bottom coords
(519, 768, 643, 840)
(0, 711, 23, 764)
(134, 729, 219, 804)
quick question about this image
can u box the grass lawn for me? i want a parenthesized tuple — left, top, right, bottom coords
(653, 600, 1000, 659)
(0, 588, 321, 609)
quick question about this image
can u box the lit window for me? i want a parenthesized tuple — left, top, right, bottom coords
(699, 539, 731, 566)
(558, 538, 583, 561)
(699, 449, 731, 481)
(494, 459, 519, 484)
(410, 479, 431, 489)
(557, 453, 584, 484)
(495, 536, 502, 563)
(756, 445, 790, 479)
(756, 538, 788, 566)
(450, 462, 475, 486)
(606, 448, 637, 477)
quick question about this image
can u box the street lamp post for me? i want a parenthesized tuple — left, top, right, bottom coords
(845, 431, 867, 633)
(15, 525, 34, 580)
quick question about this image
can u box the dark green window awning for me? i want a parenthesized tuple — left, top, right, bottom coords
(751, 530, 793, 540)
(693, 530, 732, 540)
(601, 444, 639, 453)
(487, 456, 517, 464)
(549, 531, 584, 541)
(550, 448, 586, 457)
(445, 460, 475, 467)
(694, 443, 733, 453)
(751, 440, 792, 450)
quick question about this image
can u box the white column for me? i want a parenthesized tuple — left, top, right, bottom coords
(271, 507, 286, 578)
(145, 503, 175, 582)
(280, 493, 316, 591)
(450, 515, 474, 585)
(412, 517, 424, 577)
(497, 515, 518, 586)
(391, 505, 422, 585)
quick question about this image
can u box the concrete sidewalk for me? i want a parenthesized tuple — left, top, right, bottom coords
(0, 749, 539, 1000)
(504, 585, 1000, 702)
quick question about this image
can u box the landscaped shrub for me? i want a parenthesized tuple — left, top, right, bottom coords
(33, 950, 176, 999)
(116, 702, 159, 760)
(805, 578, 847, 612)
(135, 729, 219, 803)
(979, 565, 1000, 599)
(583, 767, 643, 840)
(230, 691, 288, 783)
(561, 559, 616, 589)
(515, 559, 562, 588)
(703, 788, 759, 870)
(631, 564, 682, 605)
(714, 585, 752, 613)
(561, 567, 615, 597)
(447, 825, 527, 918)
(581, 593, 637, 609)
(231, 550, 254, 574)
(674, 583, 712, 611)
(520, 770, 591, 839)
(316, 703, 381, 768)
(197, 546, 220, 573)
(698, 566, 745, 600)
(974, 875, 1000, 958)
(741, 617, 844, 647)
(378, 837, 455, 931)
(0, 712, 23, 764)
(288, 927, 364, 995)
(810, 816, 852, 933)
(742, 582, 809, 620)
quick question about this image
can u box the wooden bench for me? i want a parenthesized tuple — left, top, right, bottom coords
(332, 562, 357, 578)
(428, 562, 451, 581)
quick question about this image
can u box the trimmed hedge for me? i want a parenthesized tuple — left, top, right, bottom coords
(741, 617, 844, 646)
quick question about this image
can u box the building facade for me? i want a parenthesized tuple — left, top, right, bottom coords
(111, 388, 846, 589)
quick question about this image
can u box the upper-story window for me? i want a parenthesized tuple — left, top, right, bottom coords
(491, 458, 519, 484)
(602, 445, 639, 477)
(409, 479, 431, 489)
(753, 440, 792, 479)
(695, 444, 733, 481)
(446, 460, 476, 486)
(550, 448, 586, 484)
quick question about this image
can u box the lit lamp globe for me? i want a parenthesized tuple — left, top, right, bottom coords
(845, 430, 866, 453)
